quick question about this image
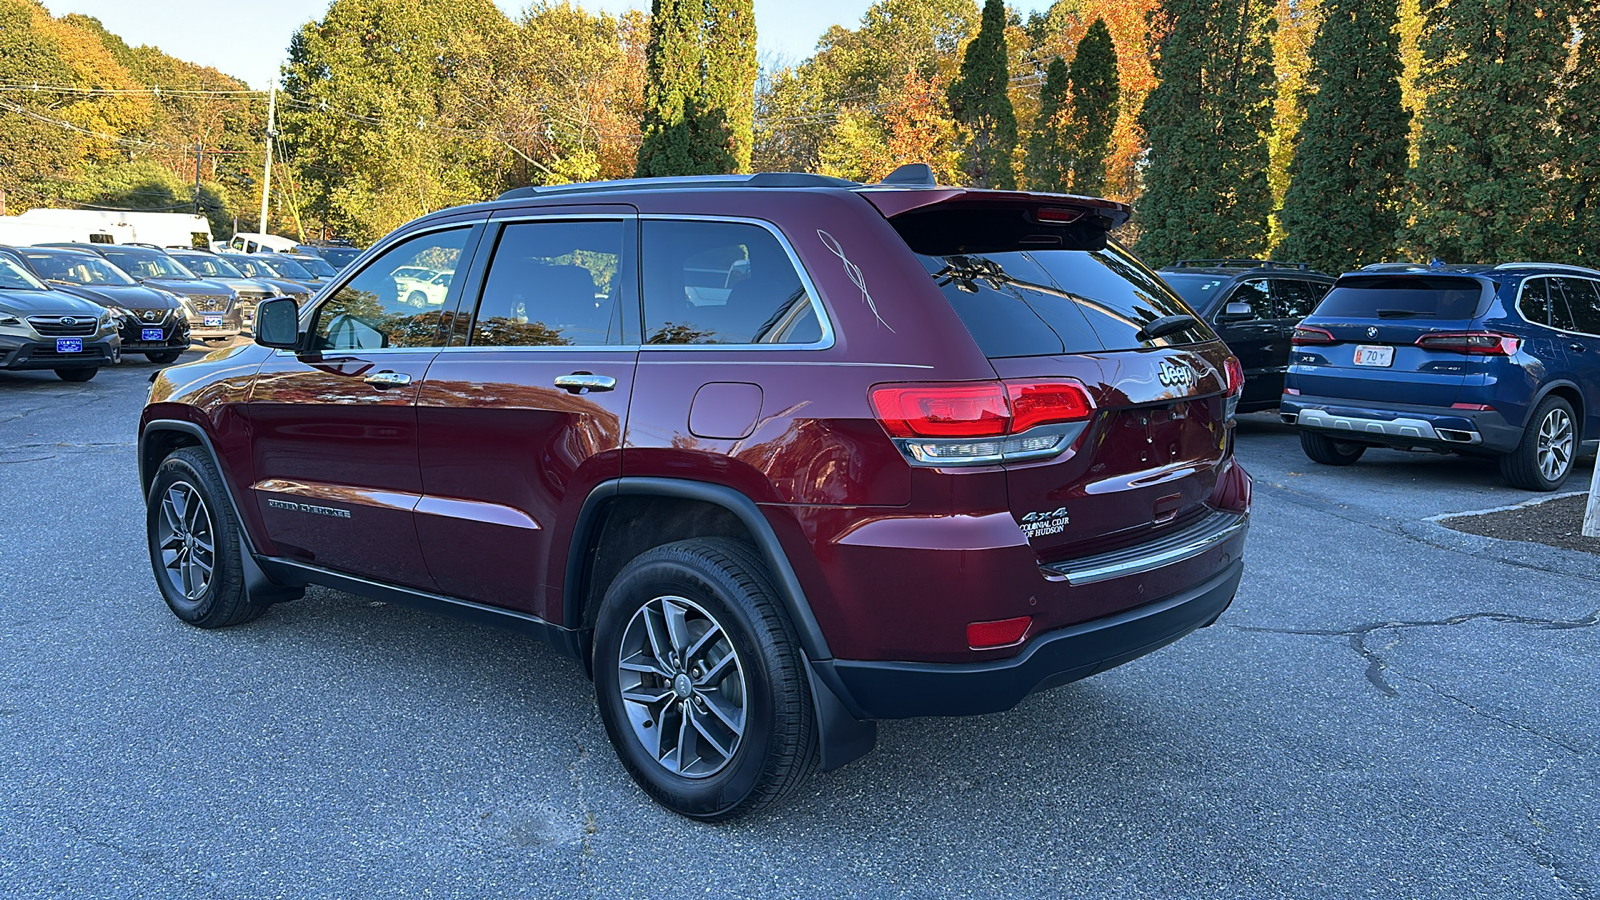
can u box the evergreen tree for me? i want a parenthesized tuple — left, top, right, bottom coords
(635, 0, 739, 177)
(1277, 0, 1410, 273)
(1401, 0, 1573, 263)
(1558, 8, 1598, 262)
(947, 0, 1017, 189)
(703, 0, 757, 172)
(1024, 57, 1071, 191)
(1065, 17, 1118, 196)
(1135, 0, 1277, 265)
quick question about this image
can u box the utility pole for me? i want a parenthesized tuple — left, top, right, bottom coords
(259, 77, 277, 235)
(193, 142, 203, 215)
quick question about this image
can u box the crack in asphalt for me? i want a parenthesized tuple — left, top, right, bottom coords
(566, 706, 601, 900)
(1508, 815, 1595, 900)
(1228, 610, 1600, 698)
(55, 819, 229, 899)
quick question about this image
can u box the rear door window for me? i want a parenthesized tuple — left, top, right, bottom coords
(1555, 277, 1600, 336)
(1519, 276, 1554, 326)
(468, 219, 626, 347)
(1313, 275, 1491, 320)
(1229, 280, 1272, 319)
(641, 220, 823, 345)
(1272, 280, 1325, 319)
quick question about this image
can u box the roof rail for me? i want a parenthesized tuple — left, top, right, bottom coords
(496, 172, 859, 202)
(1170, 258, 1310, 271)
(1494, 262, 1600, 277)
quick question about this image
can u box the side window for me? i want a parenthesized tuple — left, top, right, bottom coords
(311, 228, 471, 351)
(642, 220, 822, 345)
(469, 219, 625, 347)
(1557, 277, 1600, 336)
(1519, 277, 1553, 326)
(1230, 280, 1272, 319)
(1272, 280, 1323, 319)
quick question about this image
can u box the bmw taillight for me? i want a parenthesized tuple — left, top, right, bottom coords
(869, 379, 1094, 466)
(1291, 326, 1336, 345)
(1414, 331, 1521, 356)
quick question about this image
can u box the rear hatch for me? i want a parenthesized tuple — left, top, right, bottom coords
(1293, 274, 1497, 406)
(878, 196, 1234, 562)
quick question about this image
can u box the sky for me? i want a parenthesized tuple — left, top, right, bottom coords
(40, 0, 1054, 90)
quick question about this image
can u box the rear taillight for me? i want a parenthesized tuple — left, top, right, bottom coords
(1223, 356, 1244, 398)
(1414, 331, 1521, 356)
(1291, 326, 1336, 345)
(869, 379, 1094, 466)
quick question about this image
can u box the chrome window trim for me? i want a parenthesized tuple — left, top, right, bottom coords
(636, 213, 836, 352)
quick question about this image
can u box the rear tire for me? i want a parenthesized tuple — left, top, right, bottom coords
(1300, 430, 1367, 466)
(146, 447, 266, 628)
(145, 350, 184, 364)
(593, 538, 816, 821)
(1500, 395, 1576, 491)
(407, 291, 429, 308)
(54, 367, 97, 382)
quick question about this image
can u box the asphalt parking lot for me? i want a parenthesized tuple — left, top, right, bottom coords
(2, 352, 1597, 899)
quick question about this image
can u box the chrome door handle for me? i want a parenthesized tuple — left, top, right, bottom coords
(363, 371, 412, 387)
(554, 373, 617, 394)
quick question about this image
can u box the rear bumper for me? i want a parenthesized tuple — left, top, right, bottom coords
(824, 557, 1244, 719)
(0, 336, 115, 370)
(1281, 394, 1523, 453)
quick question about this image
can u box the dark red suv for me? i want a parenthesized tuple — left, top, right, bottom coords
(139, 167, 1251, 819)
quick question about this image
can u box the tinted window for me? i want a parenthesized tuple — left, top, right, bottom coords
(311, 228, 471, 351)
(1519, 277, 1554, 326)
(25, 252, 137, 286)
(1556, 277, 1600, 335)
(642, 220, 822, 345)
(319, 247, 362, 268)
(0, 256, 44, 290)
(470, 220, 625, 347)
(175, 255, 244, 279)
(1161, 274, 1228, 311)
(1028, 246, 1215, 351)
(1273, 280, 1325, 319)
(99, 249, 194, 281)
(1230, 280, 1272, 319)
(1314, 275, 1490, 320)
(262, 257, 314, 280)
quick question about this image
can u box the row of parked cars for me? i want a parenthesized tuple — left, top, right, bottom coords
(1158, 257, 1600, 491)
(0, 241, 350, 382)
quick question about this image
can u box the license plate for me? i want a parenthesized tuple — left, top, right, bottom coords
(1353, 345, 1394, 367)
(203, 314, 223, 328)
(56, 338, 82, 353)
(141, 328, 164, 341)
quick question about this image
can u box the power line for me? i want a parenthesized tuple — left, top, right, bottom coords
(0, 83, 263, 97)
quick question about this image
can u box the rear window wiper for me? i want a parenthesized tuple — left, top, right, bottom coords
(1137, 314, 1201, 342)
(1376, 308, 1425, 318)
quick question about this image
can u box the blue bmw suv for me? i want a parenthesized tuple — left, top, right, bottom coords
(1281, 262, 1600, 490)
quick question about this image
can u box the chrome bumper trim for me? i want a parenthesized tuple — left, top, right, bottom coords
(1042, 511, 1248, 586)
(1294, 408, 1482, 445)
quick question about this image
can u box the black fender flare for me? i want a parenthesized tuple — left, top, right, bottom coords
(565, 476, 876, 771)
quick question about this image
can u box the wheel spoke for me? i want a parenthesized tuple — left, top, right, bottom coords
(673, 704, 697, 774)
(619, 651, 669, 678)
(661, 598, 692, 657)
(694, 651, 735, 687)
(683, 623, 722, 664)
(162, 495, 183, 535)
(641, 606, 672, 665)
(699, 689, 743, 733)
(621, 683, 673, 706)
(688, 705, 734, 759)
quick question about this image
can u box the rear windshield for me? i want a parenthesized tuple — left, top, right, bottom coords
(1313, 275, 1492, 320)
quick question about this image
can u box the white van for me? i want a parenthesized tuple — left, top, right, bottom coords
(220, 232, 299, 254)
(0, 215, 120, 245)
(15, 209, 209, 248)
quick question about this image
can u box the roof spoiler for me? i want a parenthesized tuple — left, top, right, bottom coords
(879, 164, 936, 187)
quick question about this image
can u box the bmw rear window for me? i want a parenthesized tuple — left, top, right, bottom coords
(1313, 275, 1492, 320)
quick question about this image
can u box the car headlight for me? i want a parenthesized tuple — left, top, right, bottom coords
(0, 312, 22, 327)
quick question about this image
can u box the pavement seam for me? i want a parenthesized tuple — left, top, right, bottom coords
(566, 706, 601, 900)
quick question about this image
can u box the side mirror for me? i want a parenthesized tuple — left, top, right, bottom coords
(1219, 301, 1255, 321)
(254, 297, 302, 350)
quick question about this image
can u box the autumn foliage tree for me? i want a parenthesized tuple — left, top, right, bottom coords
(947, 0, 1017, 188)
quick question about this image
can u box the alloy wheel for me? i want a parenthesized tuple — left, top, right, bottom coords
(156, 481, 216, 600)
(616, 595, 747, 779)
(1537, 407, 1574, 482)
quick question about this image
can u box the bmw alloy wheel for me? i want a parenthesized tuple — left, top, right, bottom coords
(616, 595, 747, 778)
(1537, 407, 1574, 482)
(156, 481, 216, 600)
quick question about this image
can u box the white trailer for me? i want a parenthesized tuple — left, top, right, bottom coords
(0, 215, 121, 246)
(218, 231, 300, 254)
(16, 208, 212, 249)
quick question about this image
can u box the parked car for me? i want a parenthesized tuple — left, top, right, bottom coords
(1160, 260, 1334, 411)
(39, 243, 242, 342)
(1282, 262, 1600, 490)
(166, 250, 300, 330)
(2, 245, 192, 364)
(393, 267, 454, 307)
(220, 252, 323, 294)
(220, 232, 299, 254)
(0, 250, 118, 381)
(138, 167, 1251, 820)
(282, 252, 339, 283)
(293, 241, 362, 270)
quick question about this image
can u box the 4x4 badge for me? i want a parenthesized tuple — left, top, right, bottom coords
(1020, 507, 1070, 539)
(1157, 359, 1194, 389)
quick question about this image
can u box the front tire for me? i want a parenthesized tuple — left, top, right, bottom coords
(54, 367, 97, 382)
(1500, 395, 1576, 491)
(1300, 430, 1367, 466)
(407, 290, 429, 308)
(593, 538, 816, 821)
(146, 446, 266, 627)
